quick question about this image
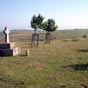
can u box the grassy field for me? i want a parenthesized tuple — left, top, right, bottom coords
(0, 30, 88, 88)
(1, 29, 88, 42)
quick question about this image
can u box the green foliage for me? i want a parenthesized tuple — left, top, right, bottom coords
(31, 15, 37, 30)
(43, 19, 57, 32)
(31, 14, 57, 34)
(31, 14, 44, 33)
(39, 22, 48, 29)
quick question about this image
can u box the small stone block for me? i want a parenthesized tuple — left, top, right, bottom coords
(13, 47, 21, 56)
(26, 49, 29, 56)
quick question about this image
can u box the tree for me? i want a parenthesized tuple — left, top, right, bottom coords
(43, 19, 57, 43)
(31, 14, 44, 34)
(30, 14, 44, 47)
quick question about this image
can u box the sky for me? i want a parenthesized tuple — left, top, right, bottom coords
(0, 0, 88, 30)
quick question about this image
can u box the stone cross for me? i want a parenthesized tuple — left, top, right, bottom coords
(3, 27, 10, 43)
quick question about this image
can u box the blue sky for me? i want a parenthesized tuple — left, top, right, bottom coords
(0, 0, 88, 30)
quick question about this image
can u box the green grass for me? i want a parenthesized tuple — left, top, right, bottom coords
(0, 39, 88, 88)
(0, 30, 88, 88)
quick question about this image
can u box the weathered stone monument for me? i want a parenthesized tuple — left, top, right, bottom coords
(0, 27, 20, 56)
(3, 27, 10, 43)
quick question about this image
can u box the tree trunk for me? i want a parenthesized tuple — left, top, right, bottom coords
(49, 32, 51, 43)
(34, 28, 37, 34)
(31, 28, 39, 47)
(45, 31, 51, 44)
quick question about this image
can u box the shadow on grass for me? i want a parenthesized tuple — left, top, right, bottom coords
(78, 49, 88, 52)
(63, 63, 88, 71)
(60, 85, 66, 88)
(0, 77, 25, 88)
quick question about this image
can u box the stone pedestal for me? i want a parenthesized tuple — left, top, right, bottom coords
(0, 43, 20, 56)
(0, 27, 21, 56)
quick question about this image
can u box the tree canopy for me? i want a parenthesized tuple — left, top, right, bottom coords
(43, 19, 57, 33)
(31, 14, 57, 33)
(31, 14, 44, 33)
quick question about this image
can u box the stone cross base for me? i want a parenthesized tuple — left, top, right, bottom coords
(0, 42, 20, 56)
(0, 43, 16, 49)
(0, 47, 20, 56)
